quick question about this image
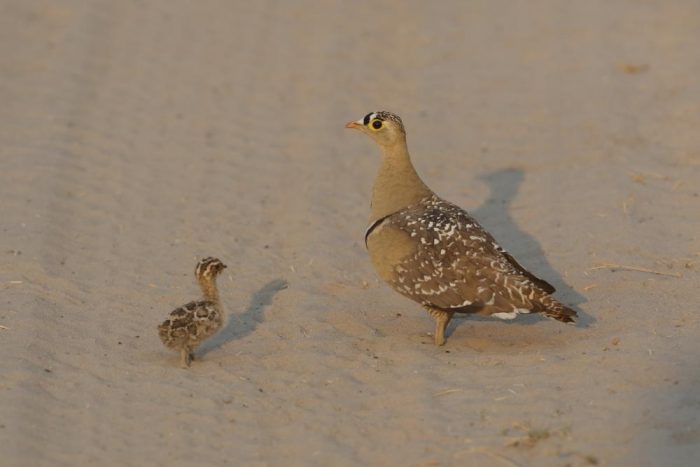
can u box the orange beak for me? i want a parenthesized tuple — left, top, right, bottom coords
(345, 120, 362, 130)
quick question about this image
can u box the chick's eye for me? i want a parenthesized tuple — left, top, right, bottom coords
(371, 119, 383, 130)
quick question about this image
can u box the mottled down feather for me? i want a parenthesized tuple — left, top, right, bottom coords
(158, 300, 222, 349)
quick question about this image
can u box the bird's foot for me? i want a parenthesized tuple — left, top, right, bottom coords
(435, 333, 446, 346)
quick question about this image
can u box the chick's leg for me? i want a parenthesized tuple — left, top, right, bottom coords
(180, 347, 192, 368)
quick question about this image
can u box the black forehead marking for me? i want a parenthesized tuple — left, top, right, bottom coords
(360, 110, 404, 131)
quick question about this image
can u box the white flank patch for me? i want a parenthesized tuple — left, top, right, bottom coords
(492, 312, 517, 320)
(493, 308, 530, 320)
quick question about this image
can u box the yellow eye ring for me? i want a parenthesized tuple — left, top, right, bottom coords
(369, 119, 383, 131)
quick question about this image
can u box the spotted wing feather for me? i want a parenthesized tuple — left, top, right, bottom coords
(385, 195, 575, 322)
(498, 249, 555, 294)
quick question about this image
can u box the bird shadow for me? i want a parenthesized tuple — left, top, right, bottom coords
(461, 168, 591, 328)
(196, 278, 288, 357)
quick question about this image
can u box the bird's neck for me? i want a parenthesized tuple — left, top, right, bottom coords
(199, 278, 220, 304)
(370, 141, 432, 223)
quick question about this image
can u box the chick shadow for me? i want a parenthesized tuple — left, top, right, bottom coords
(196, 278, 288, 357)
(451, 168, 591, 331)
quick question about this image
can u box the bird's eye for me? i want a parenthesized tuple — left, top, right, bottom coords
(370, 119, 383, 130)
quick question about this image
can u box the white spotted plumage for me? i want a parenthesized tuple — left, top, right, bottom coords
(374, 194, 573, 321)
(348, 110, 576, 345)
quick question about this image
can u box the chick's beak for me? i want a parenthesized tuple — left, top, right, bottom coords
(345, 120, 363, 130)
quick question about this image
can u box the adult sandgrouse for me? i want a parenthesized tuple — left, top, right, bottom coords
(346, 111, 576, 346)
(158, 257, 227, 367)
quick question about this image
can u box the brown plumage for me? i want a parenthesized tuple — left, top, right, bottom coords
(347, 111, 576, 345)
(158, 257, 227, 367)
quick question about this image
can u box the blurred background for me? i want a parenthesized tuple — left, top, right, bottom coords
(1, 1, 698, 465)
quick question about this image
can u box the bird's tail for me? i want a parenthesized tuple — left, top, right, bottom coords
(538, 296, 577, 324)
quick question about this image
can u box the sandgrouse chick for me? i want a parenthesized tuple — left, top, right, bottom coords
(346, 111, 576, 346)
(158, 257, 227, 367)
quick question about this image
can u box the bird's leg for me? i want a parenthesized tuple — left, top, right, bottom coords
(428, 308, 454, 346)
(180, 347, 192, 368)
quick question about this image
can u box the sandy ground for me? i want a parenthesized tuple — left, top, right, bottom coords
(1, 1, 699, 465)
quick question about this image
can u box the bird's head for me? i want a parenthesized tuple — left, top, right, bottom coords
(345, 111, 406, 147)
(195, 257, 227, 281)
